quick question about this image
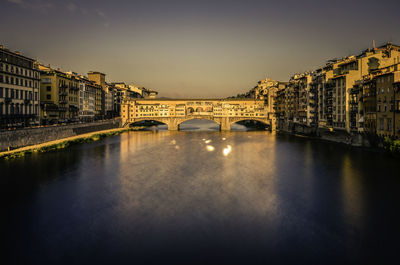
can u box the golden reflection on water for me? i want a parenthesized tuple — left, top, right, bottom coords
(115, 130, 280, 224)
(341, 153, 365, 228)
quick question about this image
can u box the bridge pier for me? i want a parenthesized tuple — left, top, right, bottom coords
(220, 117, 230, 131)
(168, 124, 179, 131)
(167, 118, 179, 131)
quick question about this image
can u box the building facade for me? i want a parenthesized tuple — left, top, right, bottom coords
(0, 46, 40, 128)
(39, 65, 79, 124)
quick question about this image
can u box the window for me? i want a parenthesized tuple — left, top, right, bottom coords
(0, 87, 2, 98)
(379, 118, 384, 131)
(46, 94, 51, 100)
(0, 75, 3, 83)
(46, 86, 51, 92)
(387, 118, 392, 132)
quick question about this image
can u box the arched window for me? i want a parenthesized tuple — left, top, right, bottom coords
(187, 107, 194, 114)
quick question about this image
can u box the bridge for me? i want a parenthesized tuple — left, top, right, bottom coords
(121, 99, 276, 131)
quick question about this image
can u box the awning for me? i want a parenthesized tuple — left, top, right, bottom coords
(358, 116, 364, 123)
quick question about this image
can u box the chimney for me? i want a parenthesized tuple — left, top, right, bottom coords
(0, 45, 3, 49)
(15, 51, 21, 55)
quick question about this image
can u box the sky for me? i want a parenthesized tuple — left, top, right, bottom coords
(1, 0, 400, 98)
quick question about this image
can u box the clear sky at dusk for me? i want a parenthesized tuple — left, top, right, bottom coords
(1, 0, 400, 98)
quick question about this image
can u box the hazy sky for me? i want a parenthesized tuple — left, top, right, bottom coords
(1, 0, 400, 98)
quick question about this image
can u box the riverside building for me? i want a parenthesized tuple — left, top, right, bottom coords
(38, 65, 80, 124)
(271, 42, 400, 138)
(0, 45, 40, 129)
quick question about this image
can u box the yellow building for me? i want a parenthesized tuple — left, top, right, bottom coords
(39, 65, 79, 124)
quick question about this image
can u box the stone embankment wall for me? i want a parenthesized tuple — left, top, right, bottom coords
(277, 121, 371, 147)
(0, 119, 121, 151)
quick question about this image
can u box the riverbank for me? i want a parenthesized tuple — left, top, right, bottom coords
(276, 126, 400, 156)
(0, 119, 122, 152)
(0, 127, 144, 160)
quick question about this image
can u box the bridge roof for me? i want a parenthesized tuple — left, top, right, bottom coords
(133, 98, 264, 101)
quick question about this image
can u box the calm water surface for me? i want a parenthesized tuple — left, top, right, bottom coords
(2, 120, 400, 264)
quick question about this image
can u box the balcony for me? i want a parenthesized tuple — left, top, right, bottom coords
(59, 100, 67, 104)
(4, 97, 12, 104)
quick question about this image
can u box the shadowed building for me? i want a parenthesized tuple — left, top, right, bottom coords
(0, 45, 40, 128)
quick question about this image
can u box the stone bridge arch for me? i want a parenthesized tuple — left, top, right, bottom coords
(128, 118, 168, 127)
(127, 117, 273, 131)
(175, 116, 221, 130)
(228, 117, 272, 130)
(229, 117, 271, 126)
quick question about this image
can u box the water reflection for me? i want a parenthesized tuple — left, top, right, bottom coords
(3, 120, 400, 264)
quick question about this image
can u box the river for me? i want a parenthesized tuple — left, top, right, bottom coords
(2, 120, 400, 264)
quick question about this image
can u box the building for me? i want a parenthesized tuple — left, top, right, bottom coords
(114, 82, 142, 100)
(375, 65, 400, 138)
(78, 75, 96, 122)
(0, 45, 40, 128)
(142, 88, 158, 99)
(38, 65, 79, 124)
(88, 71, 106, 118)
